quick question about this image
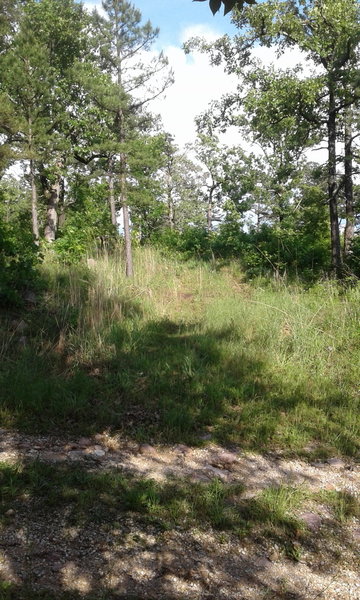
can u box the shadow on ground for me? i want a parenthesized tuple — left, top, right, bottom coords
(0, 297, 358, 455)
(0, 458, 358, 600)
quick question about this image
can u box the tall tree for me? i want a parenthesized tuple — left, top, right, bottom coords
(91, 0, 172, 276)
(190, 0, 360, 277)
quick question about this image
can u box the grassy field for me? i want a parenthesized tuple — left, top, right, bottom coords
(0, 248, 359, 599)
(0, 247, 359, 457)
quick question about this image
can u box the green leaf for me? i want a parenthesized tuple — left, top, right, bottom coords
(210, 0, 222, 14)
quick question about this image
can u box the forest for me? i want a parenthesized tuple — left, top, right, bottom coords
(0, 1, 359, 599)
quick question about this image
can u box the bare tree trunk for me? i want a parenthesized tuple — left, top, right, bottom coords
(122, 201, 133, 277)
(167, 188, 175, 232)
(343, 108, 354, 257)
(327, 84, 342, 277)
(119, 118, 133, 277)
(108, 156, 117, 227)
(207, 184, 216, 232)
(28, 118, 39, 241)
(115, 7, 133, 277)
(29, 159, 39, 241)
(58, 175, 65, 229)
(44, 175, 61, 242)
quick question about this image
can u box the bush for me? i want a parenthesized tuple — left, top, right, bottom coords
(54, 180, 117, 263)
(346, 235, 360, 278)
(0, 210, 40, 306)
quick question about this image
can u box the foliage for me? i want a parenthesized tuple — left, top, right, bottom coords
(346, 235, 360, 277)
(53, 178, 116, 262)
(1, 249, 359, 456)
(194, 0, 256, 16)
(0, 191, 40, 306)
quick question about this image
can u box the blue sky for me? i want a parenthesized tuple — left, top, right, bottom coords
(84, 0, 237, 48)
(81, 1, 301, 151)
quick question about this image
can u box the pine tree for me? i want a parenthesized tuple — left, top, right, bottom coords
(91, 0, 173, 276)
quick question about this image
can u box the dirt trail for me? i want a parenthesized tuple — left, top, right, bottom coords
(0, 428, 359, 600)
(0, 428, 359, 494)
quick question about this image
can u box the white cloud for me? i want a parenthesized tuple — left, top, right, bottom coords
(148, 30, 318, 150)
(149, 25, 239, 148)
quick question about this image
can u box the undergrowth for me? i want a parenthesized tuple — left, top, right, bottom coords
(0, 246, 359, 456)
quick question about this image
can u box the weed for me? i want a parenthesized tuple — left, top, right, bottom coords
(0, 248, 359, 455)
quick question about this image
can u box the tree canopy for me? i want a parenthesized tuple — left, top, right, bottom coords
(194, 0, 256, 16)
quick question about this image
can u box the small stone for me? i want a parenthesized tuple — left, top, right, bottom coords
(212, 451, 237, 468)
(68, 450, 84, 461)
(18, 336, 27, 347)
(174, 444, 191, 455)
(204, 465, 229, 481)
(311, 461, 327, 468)
(300, 512, 322, 531)
(327, 458, 345, 469)
(84, 447, 106, 459)
(268, 548, 281, 562)
(42, 452, 67, 463)
(25, 290, 37, 304)
(16, 320, 28, 333)
(5, 509, 15, 517)
(92, 449, 106, 458)
(190, 472, 210, 483)
(139, 443, 155, 455)
(78, 437, 92, 448)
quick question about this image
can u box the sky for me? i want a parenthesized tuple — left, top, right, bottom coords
(83, 1, 308, 150)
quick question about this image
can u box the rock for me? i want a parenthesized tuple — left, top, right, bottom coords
(18, 336, 27, 348)
(78, 437, 92, 448)
(14, 320, 28, 333)
(84, 446, 106, 459)
(327, 458, 345, 469)
(190, 472, 210, 483)
(204, 465, 229, 481)
(68, 450, 84, 461)
(42, 452, 67, 463)
(300, 512, 322, 531)
(5, 509, 15, 517)
(139, 443, 156, 455)
(311, 461, 327, 468)
(212, 451, 237, 469)
(25, 290, 37, 304)
(268, 548, 281, 562)
(174, 444, 191, 455)
(199, 433, 212, 441)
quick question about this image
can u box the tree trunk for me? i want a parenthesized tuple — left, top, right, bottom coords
(108, 156, 117, 227)
(207, 184, 216, 232)
(115, 13, 133, 277)
(343, 108, 354, 257)
(327, 84, 342, 277)
(167, 179, 175, 230)
(119, 127, 133, 276)
(58, 175, 66, 229)
(122, 201, 133, 277)
(29, 159, 39, 241)
(44, 175, 61, 242)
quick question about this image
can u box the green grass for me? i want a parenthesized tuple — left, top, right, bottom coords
(0, 458, 358, 566)
(0, 247, 359, 455)
(1, 458, 355, 544)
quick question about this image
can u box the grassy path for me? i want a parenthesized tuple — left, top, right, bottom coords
(0, 249, 359, 598)
(0, 428, 359, 599)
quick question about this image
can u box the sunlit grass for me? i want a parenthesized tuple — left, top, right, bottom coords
(0, 246, 359, 455)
